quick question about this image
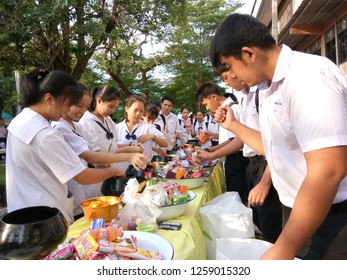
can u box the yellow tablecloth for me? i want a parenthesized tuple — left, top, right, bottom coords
(68, 163, 224, 260)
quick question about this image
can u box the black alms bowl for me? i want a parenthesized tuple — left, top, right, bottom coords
(0, 206, 68, 260)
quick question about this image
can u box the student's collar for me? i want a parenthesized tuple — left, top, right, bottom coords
(272, 44, 292, 84)
(8, 108, 50, 144)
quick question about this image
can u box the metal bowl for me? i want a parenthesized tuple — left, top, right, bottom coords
(80, 196, 121, 222)
(157, 190, 196, 222)
(0, 206, 68, 260)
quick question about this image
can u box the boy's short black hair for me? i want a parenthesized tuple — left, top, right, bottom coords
(195, 82, 221, 104)
(209, 13, 276, 67)
(149, 99, 161, 108)
(161, 94, 175, 105)
(213, 64, 229, 77)
(145, 103, 159, 118)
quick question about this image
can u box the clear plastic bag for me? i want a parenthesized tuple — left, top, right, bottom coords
(117, 178, 161, 225)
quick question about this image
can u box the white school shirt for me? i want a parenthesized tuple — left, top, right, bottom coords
(116, 120, 165, 169)
(153, 115, 165, 132)
(260, 44, 347, 207)
(192, 119, 212, 148)
(0, 126, 7, 138)
(79, 111, 118, 153)
(177, 118, 189, 144)
(238, 85, 267, 157)
(6, 108, 86, 224)
(219, 97, 238, 144)
(206, 114, 219, 142)
(158, 111, 180, 139)
(52, 118, 102, 216)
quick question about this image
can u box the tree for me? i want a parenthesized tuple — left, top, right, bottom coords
(0, 66, 17, 118)
(163, 0, 242, 110)
(0, 0, 185, 116)
(97, 0, 185, 100)
(0, 0, 121, 78)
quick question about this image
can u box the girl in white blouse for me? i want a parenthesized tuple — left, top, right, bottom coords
(116, 95, 167, 170)
(6, 69, 137, 225)
(79, 85, 144, 156)
(52, 83, 148, 219)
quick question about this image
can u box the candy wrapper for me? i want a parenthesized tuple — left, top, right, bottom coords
(72, 231, 99, 260)
(44, 243, 75, 260)
(156, 157, 208, 179)
(98, 236, 162, 260)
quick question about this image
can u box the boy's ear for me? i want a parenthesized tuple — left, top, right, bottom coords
(212, 94, 218, 100)
(241, 46, 257, 62)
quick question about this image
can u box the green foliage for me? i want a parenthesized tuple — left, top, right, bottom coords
(163, 0, 242, 110)
(0, 67, 17, 117)
(0, 0, 115, 76)
(0, 0, 243, 116)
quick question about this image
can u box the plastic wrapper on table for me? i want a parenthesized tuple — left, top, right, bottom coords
(199, 192, 255, 260)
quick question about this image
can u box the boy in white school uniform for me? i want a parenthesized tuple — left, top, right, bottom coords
(211, 13, 347, 259)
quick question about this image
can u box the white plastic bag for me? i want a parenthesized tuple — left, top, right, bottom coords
(117, 178, 161, 224)
(199, 192, 255, 259)
(216, 238, 272, 260)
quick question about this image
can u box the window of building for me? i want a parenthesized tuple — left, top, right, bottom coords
(304, 39, 321, 55)
(337, 16, 347, 63)
(325, 27, 336, 64)
(339, 30, 347, 63)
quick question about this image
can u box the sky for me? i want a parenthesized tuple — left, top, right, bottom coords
(235, 0, 255, 15)
(150, 1, 256, 87)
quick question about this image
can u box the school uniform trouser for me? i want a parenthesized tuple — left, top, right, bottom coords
(224, 151, 250, 203)
(245, 159, 282, 243)
(283, 199, 347, 259)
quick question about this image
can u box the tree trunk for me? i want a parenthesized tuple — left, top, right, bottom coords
(106, 71, 133, 97)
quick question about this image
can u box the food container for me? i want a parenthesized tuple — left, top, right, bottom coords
(151, 155, 171, 163)
(187, 139, 200, 147)
(80, 196, 121, 222)
(101, 177, 130, 197)
(157, 190, 196, 221)
(163, 177, 205, 189)
(0, 206, 68, 260)
(123, 231, 174, 260)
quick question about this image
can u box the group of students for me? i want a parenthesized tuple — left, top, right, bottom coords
(205, 13, 347, 260)
(5, 71, 168, 224)
(146, 95, 220, 151)
(4, 13, 347, 260)
(4, 76, 217, 226)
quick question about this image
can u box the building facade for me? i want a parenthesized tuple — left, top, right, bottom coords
(252, 0, 347, 75)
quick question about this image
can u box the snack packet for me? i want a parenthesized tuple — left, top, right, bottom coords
(72, 231, 99, 260)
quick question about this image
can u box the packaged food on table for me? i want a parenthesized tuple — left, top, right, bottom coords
(44, 243, 75, 260)
(72, 231, 99, 260)
(98, 237, 162, 260)
(88, 226, 123, 242)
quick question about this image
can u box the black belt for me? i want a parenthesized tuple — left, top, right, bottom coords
(227, 151, 243, 157)
(248, 155, 266, 164)
(328, 199, 347, 216)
